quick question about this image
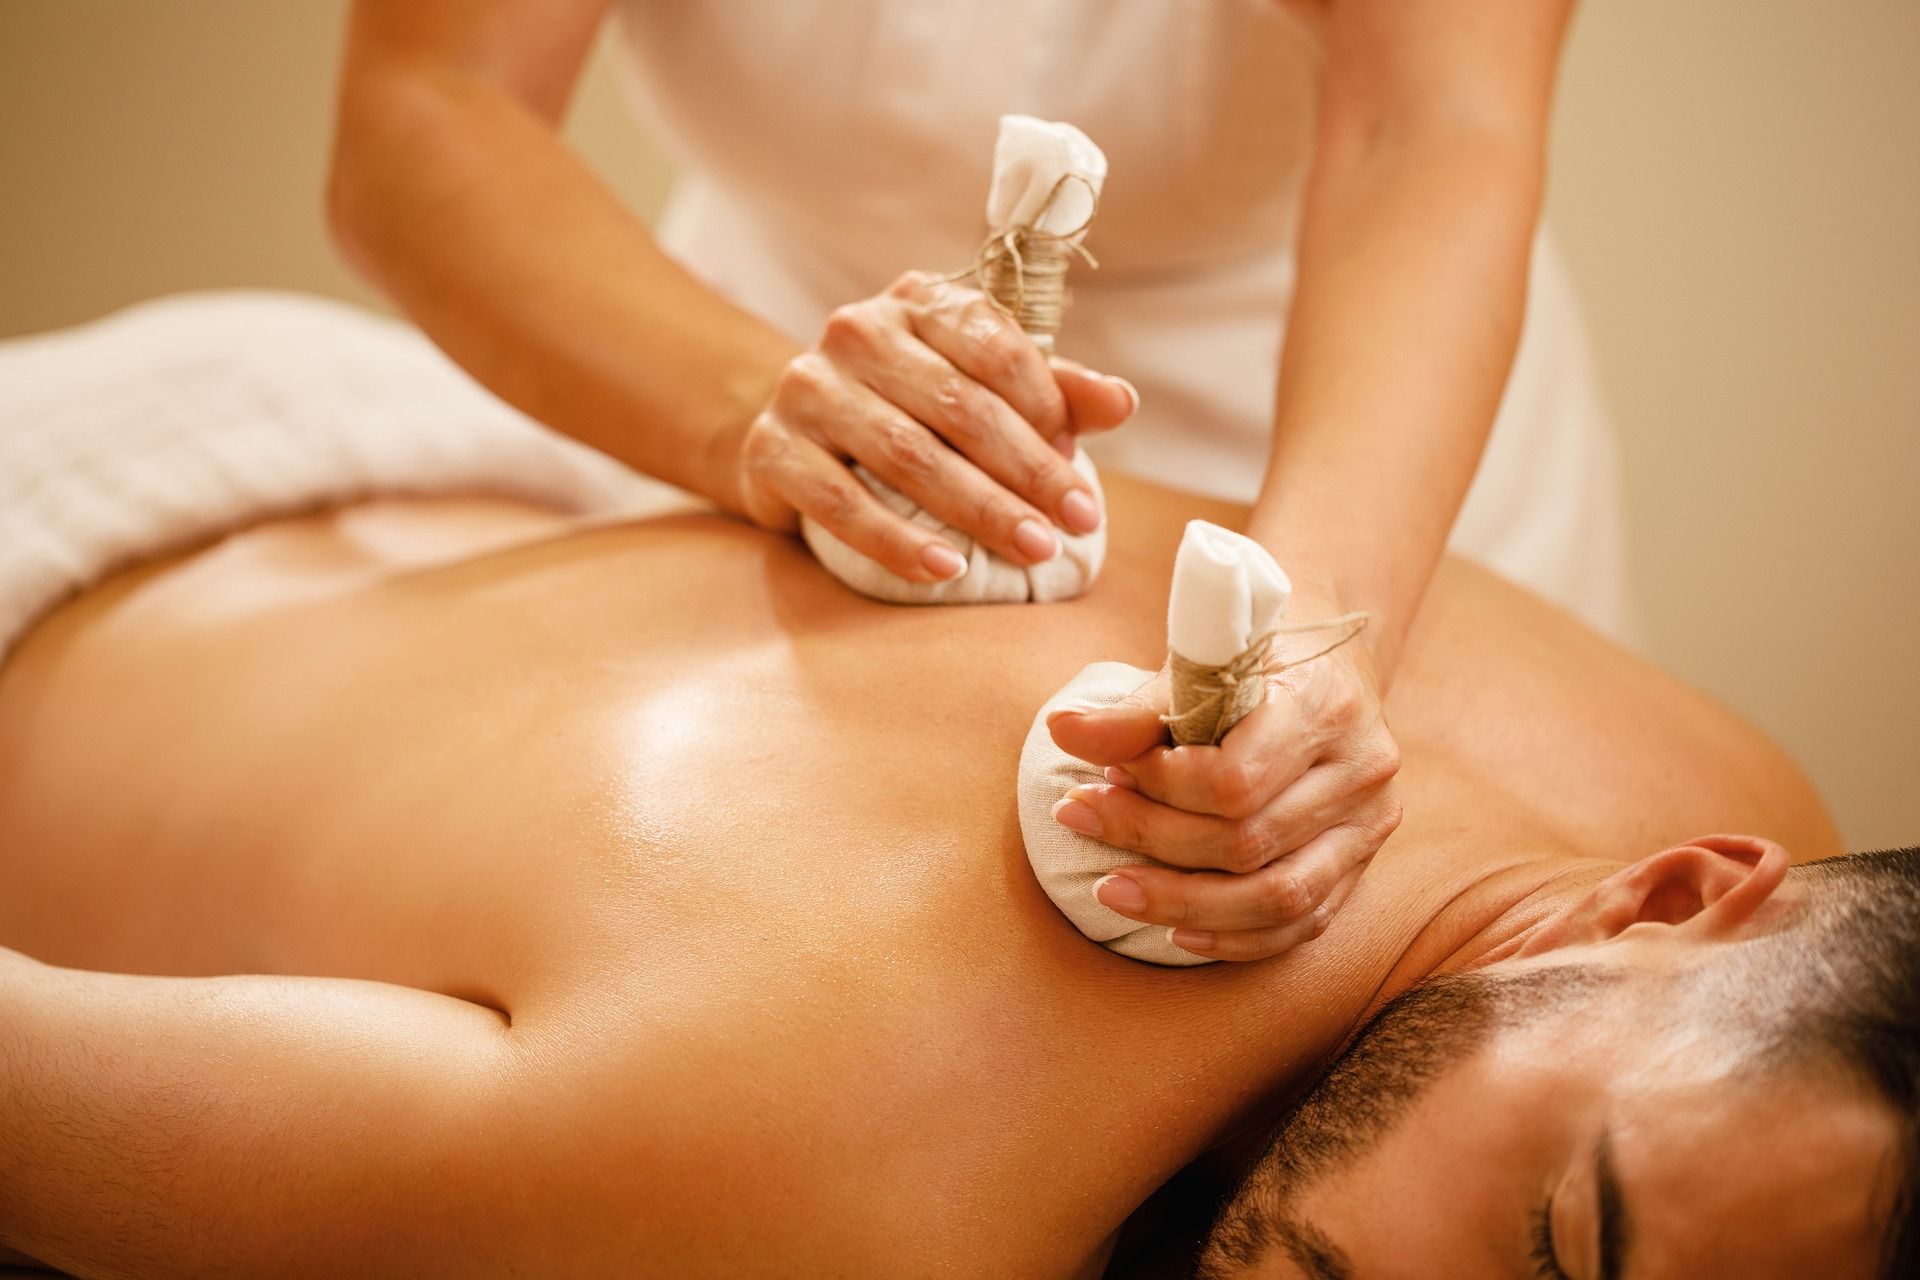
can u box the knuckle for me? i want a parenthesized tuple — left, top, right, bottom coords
(1026, 382, 1070, 436)
(806, 474, 862, 527)
(1299, 667, 1355, 727)
(873, 418, 933, 483)
(735, 428, 795, 530)
(932, 375, 990, 443)
(927, 279, 984, 314)
(1368, 736, 1403, 785)
(1322, 676, 1363, 726)
(1262, 872, 1314, 921)
(1309, 902, 1336, 939)
(777, 352, 832, 403)
(969, 319, 1028, 383)
(739, 416, 786, 472)
(1011, 448, 1065, 504)
(1226, 821, 1274, 874)
(887, 270, 932, 300)
(1211, 758, 1267, 819)
(821, 303, 879, 354)
(967, 487, 1021, 544)
(979, 346, 1023, 390)
(944, 479, 993, 533)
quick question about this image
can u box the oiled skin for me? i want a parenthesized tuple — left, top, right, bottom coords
(0, 476, 1835, 1277)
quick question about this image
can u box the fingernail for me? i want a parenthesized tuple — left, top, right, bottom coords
(1051, 431, 1077, 460)
(1170, 928, 1215, 953)
(921, 542, 967, 580)
(1110, 375, 1140, 416)
(1059, 489, 1101, 535)
(1051, 797, 1101, 837)
(1103, 765, 1136, 790)
(1014, 518, 1060, 563)
(1095, 874, 1147, 914)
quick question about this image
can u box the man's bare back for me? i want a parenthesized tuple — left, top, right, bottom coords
(0, 475, 1832, 1277)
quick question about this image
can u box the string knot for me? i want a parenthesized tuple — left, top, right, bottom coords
(944, 172, 1100, 349)
(1162, 611, 1373, 747)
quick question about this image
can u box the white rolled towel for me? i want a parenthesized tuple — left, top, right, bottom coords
(0, 291, 681, 664)
(801, 115, 1109, 605)
(1019, 521, 1290, 965)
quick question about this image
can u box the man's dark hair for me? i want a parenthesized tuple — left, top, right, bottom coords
(1780, 848, 1920, 1280)
(1201, 964, 1620, 1274)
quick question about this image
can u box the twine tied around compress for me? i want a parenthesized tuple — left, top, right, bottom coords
(943, 173, 1101, 348)
(1163, 611, 1374, 747)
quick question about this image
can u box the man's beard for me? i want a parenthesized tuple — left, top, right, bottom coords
(1200, 965, 1616, 1274)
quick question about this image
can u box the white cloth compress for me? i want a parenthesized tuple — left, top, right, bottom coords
(801, 115, 1110, 605)
(1019, 522, 1292, 966)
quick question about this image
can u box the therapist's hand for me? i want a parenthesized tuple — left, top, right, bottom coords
(732, 271, 1137, 582)
(1046, 614, 1403, 961)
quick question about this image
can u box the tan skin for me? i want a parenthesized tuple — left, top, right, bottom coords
(1200, 837, 1900, 1278)
(328, 0, 1576, 959)
(1223, 1007, 1896, 1280)
(0, 476, 1837, 1277)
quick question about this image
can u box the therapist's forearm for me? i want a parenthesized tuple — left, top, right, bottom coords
(329, 64, 795, 510)
(1245, 130, 1543, 685)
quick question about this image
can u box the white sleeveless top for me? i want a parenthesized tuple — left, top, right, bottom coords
(609, 0, 1632, 637)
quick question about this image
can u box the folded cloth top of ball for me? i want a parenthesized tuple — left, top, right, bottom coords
(987, 114, 1106, 243)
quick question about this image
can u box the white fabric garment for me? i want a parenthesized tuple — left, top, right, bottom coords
(0, 292, 683, 663)
(799, 115, 1109, 604)
(608, 0, 1635, 640)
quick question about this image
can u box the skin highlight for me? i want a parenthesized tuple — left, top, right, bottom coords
(0, 476, 1838, 1277)
(327, 0, 1583, 952)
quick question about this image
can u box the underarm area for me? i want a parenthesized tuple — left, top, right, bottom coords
(0, 948, 544, 1279)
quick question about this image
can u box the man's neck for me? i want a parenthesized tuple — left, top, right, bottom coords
(1380, 848, 1617, 1006)
(1201, 840, 1614, 1171)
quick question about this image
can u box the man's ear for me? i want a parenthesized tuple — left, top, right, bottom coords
(1518, 834, 1792, 957)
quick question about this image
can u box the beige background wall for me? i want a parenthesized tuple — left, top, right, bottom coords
(3, 2, 1915, 848)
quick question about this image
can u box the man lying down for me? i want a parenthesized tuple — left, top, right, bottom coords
(0, 297, 1913, 1279)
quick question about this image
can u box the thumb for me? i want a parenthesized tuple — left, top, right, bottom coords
(1048, 666, 1171, 765)
(1050, 357, 1138, 436)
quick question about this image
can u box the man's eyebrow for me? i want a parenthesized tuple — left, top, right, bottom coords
(1596, 1127, 1633, 1280)
(1275, 1217, 1355, 1280)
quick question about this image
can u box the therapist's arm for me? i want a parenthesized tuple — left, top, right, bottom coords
(329, 0, 793, 506)
(329, 0, 1130, 584)
(1049, 0, 1576, 961)
(1246, 0, 1576, 680)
